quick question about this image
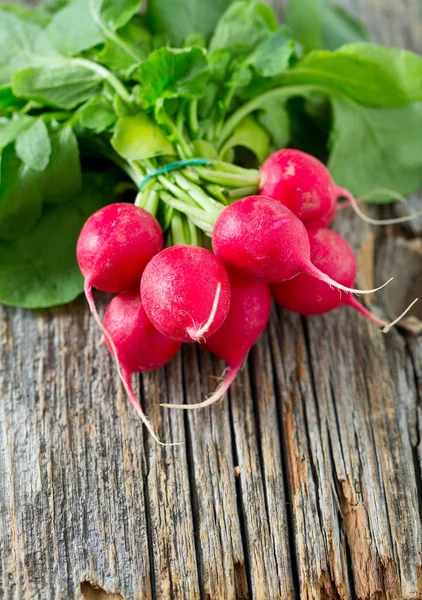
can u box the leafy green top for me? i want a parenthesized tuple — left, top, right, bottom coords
(0, 0, 421, 308)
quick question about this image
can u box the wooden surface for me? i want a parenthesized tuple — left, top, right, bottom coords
(1, 1, 422, 599)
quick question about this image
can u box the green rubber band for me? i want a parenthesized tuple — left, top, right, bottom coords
(138, 158, 216, 191)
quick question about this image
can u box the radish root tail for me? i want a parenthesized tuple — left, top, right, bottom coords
(344, 295, 389, 327)
(84, 282, 179, 446)
(303, 265, 393, 296)
(187, 282, 222, 341)
(336, 187, 422, 226)
(161, 366, 239, 410)
(344, 294, 418, 333)
(122, 370, 181, 446)
(382, 298, 419, 333)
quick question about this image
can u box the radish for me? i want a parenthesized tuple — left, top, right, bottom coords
(212, 195, 392, 294)
(271, 228, 387, 327)
(141, 245, 231, 342)
(162, 271, 272, 410)
(260, 149, 422, 228)
(271, 228, 417, 331)
(77, 202, 163, 328)
(260, 149, 336, 227)
(103, 291, 181, 444)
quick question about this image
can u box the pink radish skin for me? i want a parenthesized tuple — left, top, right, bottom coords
(162, 271, 272, 410)
(260, 149, 336, 227)
(141, 245, 231, 343)
(212, 195, 391, 295)
(271, 228, 388, 327)
(77, 203, 163, 293)
(305, 202, 336, 229)
(260, 149, 422, 229)
(104, 291, 181, 444)
(77, 203, 163, 330)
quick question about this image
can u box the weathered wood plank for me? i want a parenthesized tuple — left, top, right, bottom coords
(229, 335, 294, 599)
(139, 358, 201, 600)
(182, 346, 249, 600)
(0, 303, 153, 599)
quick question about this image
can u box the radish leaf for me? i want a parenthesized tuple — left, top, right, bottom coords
(0, 145, 43, 241)
(46, 0, 103, 56)
(286, 43, 422, 107)
(15, 117, 51, 172)
(136, 47, 209, 108)
(42, 126, 81, 204)
(111, 113, 174, 159)
(328, 97, 422, 198)
(13, 61, 104, 109)
(0, 171, 117, 308)
(147, 0, 230, 46)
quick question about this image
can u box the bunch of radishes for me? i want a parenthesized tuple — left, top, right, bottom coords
(77, 149, 416, 444)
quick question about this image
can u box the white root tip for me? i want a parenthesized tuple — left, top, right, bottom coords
(186, 282, 222, 341)
(84, 282, 180, 446)
(161, 366, 239, 410)
(336, 186, 422, 226)
(382, 298, 419, 334)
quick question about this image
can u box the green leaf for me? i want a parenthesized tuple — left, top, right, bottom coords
(245, 29, 297, 77)
(0, 145, 43, 241)
(79, 96, 117, 133)
(96, 39, 141, 78)
(219, 116, 270, 163)
(13, 60, 104, 109)
(147, 0, 231, 46)
(0, 2, 53, 26)
(0, 115, 34, 148)
(111, 113, 174, 160)
(46, 0, 103, 56)
(320, 3, 370, 51)
(209, 1, 278, 54)
(0, 9, 59, 86)
(287, 0, 369, 54)
(94, 20, 160, 79)
(91, 0, 143, 31)
(256, 101, 290, 149)
(0, 171, 116, 308)
(328, 97, 422, 198)
(120, 14, 153, 46)
(287, 43, 422, 107)
(113, 93, 137, 116)
(137, 47, 209, 108)
(42, 126, 81, 204)
(0, 86, 22, 110)
(209, 49, 231, 81)
(287, 0, 322, 54)
(43, 0, 71, 16)
(15, 117, 51, 172)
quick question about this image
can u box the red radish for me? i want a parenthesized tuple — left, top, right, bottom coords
(104, 291, 181, 444)
(260, 149, 422, 228)
(77, 202, 163, 330)
(271, 228, 390, 327)
(212, 195, 392, 294)
(162, 271, 272, 410)
(260, 149, 336, 227)
(141, 245, 231, 343)
(305, 202, 336, 229)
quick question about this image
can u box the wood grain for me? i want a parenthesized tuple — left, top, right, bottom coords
(1, 1, 422, 599)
